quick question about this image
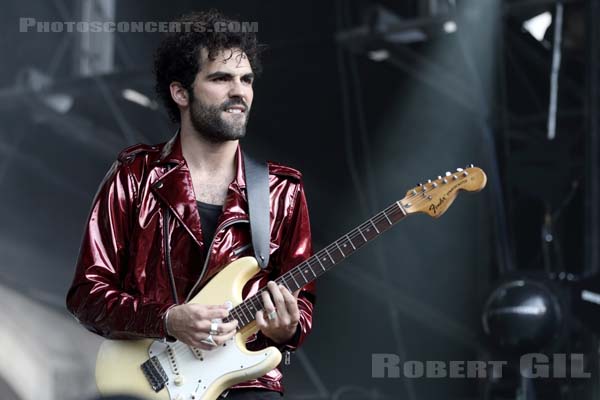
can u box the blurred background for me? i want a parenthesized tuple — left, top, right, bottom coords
(1, 0, 599, 399)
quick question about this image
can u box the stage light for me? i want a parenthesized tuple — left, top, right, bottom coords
(522, 11, 552, 42)
(122, 88, 158, 110)
(368, 49, 390, 62)
(443, 20, 457, 33)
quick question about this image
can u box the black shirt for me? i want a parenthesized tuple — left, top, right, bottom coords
(197, 201, 223, 257)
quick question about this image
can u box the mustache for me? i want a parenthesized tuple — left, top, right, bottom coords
(221, 98, 248, 111)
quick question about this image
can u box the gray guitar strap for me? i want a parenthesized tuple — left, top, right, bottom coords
(242, 152, 270, 269)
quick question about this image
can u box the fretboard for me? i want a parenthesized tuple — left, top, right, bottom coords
(225, 201, 407, 328)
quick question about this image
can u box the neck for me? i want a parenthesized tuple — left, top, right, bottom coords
(179, 117, 238, 177)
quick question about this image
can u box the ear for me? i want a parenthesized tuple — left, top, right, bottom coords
(169, 81, 190, 107)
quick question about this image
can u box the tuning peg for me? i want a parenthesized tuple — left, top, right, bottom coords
(432, 182, 438, 188)
(467, 164, 474, 168)
(456, 168, 464, 172)
(427, 179, 432, 184)
(445, 171, 452, 177)
(442, 178, 448, 184)
(411, 189, 417, 195)
(437, 176, 442, 180)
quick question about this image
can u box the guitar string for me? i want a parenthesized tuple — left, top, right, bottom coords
(166, 201, 407, 357)
(167, 177, 470, 358)
(168, 180, 460, 357)
(230, 176, 470, 324)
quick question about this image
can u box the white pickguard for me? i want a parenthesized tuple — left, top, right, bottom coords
(148, 336, 271, 400)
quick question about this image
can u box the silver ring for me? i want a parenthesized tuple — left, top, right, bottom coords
(267, 310, 277, 321)
(202, 334, 217, 347)
(210, 322, 219, 335)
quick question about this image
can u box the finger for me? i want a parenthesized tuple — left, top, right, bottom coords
(192, 341, 217, 351)
(281, 287, 300, 323)
(179, 331, 218, 350)
(193, 320, 211, 333)
(204, 304, 229, 310)
(188, 303, 227, 316)
(255, 309, 267, 329)
(186, 304, 229, 320)
(292, 288, 301, 298)
(195, 331, 214, 342)
(202, 307, 230, 320)
(217, 319, 239, 335)
(268, 282, 286, 316)
(213, 329, 237, 346)
(261, 288, 276, 315)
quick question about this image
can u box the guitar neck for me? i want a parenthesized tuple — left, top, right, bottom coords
(228, 201, 408, 328)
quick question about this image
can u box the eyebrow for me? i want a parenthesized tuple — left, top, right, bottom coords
(205, 71, 255, 80)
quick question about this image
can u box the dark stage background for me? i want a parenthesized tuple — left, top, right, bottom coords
(0, 1, 598, 399)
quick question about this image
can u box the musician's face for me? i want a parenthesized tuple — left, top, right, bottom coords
(188, 48, 255, 142)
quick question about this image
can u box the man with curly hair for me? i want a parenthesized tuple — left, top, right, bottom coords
(67, 9, 315, 400)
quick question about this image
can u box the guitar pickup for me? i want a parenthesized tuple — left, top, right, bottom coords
(141, 356, 168, 392)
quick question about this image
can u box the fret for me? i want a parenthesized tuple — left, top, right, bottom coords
(316, 256, 326, 271)
(245, 300, 257, 315)
(345, 234, 356, 250)
(299, 268, 308, 283)
(324, 248, 335, 264)
(358, 227, 367, 242)
(290, 271, 301, 287)
(383, 209, 393, 225)
(303, 266, 314, 281)
(231, 309, 241, 324)
(307, 264, 317, 277)
(241, 309, 250, 324)
(236, 308, 248, 325)
(370, 219, 380, 234)
(335, 241, 346, 257)
(396, 201, 407, 215)
(240, 303, 252, 323)
(250, 297, 261, 314)
(314, 258, 326, 272)
(281, 278, 292, 292)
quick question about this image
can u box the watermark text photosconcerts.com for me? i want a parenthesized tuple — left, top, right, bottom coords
(372, 353, 591, 379)
(19, 18, 258, 33)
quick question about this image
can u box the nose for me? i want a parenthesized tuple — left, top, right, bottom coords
(228, 78, 248, 100)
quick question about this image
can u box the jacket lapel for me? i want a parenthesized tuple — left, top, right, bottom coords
(150, 132, 249, 249)
(153, 163, 204, 248)
(151, 133, 204, 247)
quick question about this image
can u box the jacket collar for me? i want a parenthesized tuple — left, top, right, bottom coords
(156, 130, 247, 189)
(152, 131, 249, 249)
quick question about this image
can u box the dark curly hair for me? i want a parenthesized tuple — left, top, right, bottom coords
(153, 10, 262, 123)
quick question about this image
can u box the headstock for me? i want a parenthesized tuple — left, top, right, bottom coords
(399, 165, 487, 218)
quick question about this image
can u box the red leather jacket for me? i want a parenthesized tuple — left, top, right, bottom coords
(66, 132, 315, 394)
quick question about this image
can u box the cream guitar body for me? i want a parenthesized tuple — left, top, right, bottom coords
(95, 256, 281, 400)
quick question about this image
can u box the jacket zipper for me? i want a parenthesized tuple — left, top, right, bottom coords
(163, 207, 179, 304)
(184, 218, 250, 303)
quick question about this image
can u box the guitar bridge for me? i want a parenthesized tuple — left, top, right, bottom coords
(141, 356, 168, 392)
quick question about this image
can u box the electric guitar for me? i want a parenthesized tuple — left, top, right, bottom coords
(95, 165, 487, 400)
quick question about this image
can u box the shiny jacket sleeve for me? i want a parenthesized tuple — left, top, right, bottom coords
(66, 159, 172, 339)
(255, 179, 316, 351)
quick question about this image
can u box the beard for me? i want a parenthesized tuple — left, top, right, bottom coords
(188, 94, 250, 143)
